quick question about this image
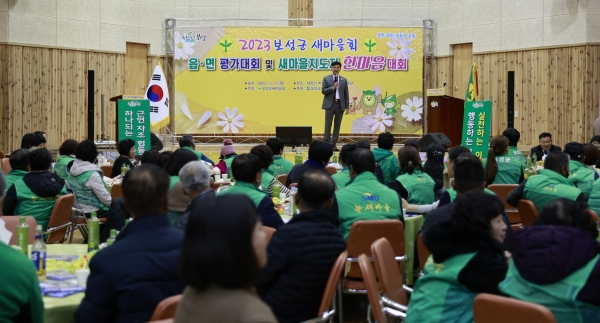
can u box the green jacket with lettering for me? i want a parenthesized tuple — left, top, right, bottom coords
(406, 253, 478, 323)
(588, 177, 600, 217)
(335, 172, 402, 239)
(67, 170, 109, 211)
(483, 153, 523, 185)
(4, 170, 27, 194)
(218, 181, 268, 209)
(568, 160, 595, 196)
(396, 170, 436, 205)
(447, 187, 496, 203)
(332, 166, 351, 189)
(524, 169, 582, 211)
(266, 156, 294, 177)
(508, 146, 527, 168)
(180, 146, 203, 160)
(372, 147, 400, 184)
(13, 178, 68, 230)
(499, 256, 600, 323)
(54, 155, 75, 181)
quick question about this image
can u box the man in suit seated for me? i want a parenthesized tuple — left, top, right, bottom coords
(530, 132, 561, 161)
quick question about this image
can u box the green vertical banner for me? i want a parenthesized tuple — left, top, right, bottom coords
(461, 101, 492, 159)
(118, 99, 151, 155)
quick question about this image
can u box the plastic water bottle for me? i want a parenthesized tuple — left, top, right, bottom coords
(15, 217, 29, 255)
(216, 184, 229, 194)
(106, 229, 117, 246)
(88, 212, 100, 252)
(332, 152, 338, 164)
(31, 225, 46, 281)
(289, 187, 298, 216)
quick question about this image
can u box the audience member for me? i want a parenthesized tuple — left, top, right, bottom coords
(218, 154, 283, 228)
(67, 140, 111, 216)
(507, 151, 586, 211)
(75, 165, 185, 323)
(406, 191, 508, 323)
(502, 128, 527, 167)
(332, 148, 402, 239)
(373, 132, 399, 183)
(564, 142, 597, 195)
(255, 171, 346, 323)
(174, 161, 214, 230)
(3, 149, 67, 229)
(531, 132, 561, 161)
(590, 135, 600, 151)
(250, 145, 290, 198)
(215, 139, 237, 175)
(175, 194, 277, 323)
(140, 149, 160, 165)
(265, 137, 294, 176)
(355, 139, 371, 149)
(0, 171, 44, 323)
(582, 143, 599, 172)
(286, 140, 333, 187)
(355, 139, 386, 183)
(499, 199, 600, 322)
(331, 143, 355, 189)
(27, 133, 46, 151)
(164, 149, 198, 224)
(404, 139, 421, 152)
(388, 146, 435, 205)
(423, 143, 445, 194)
(55, 139, 78, 180)
(111, 139, 136, 178)
(155, 150, 173, 169)
(20, 133, 34, 149)
(179, 135, 214, 165)
(4, 149, 29, 194)
(483, 135, 523, 185)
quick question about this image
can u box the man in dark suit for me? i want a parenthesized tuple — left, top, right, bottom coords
(321, 61, 349, 151)
(530, 132, 561, 161)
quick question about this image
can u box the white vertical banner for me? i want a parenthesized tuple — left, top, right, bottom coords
(145, 65, 170, 130)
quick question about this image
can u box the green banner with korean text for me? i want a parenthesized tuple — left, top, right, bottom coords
(461, 101, 492, 159)
(117, 99, 151, 155)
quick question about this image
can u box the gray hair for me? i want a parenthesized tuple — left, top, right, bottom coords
(178, 161, 210, 193)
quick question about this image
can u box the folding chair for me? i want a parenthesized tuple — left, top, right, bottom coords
(517, 199, 539, 227)
(359, 254, 406, 323)
(100, 165, 113, 177)
(473, 293, 556, 323)
(44, 194, 75, 244)
(488, 184, 520, 224)
(3, 216, 37, 245)
(149, 294, 182, 321)
(371, 238, 413, 310)
(415, 232, 430, 275)
(276, 174, 287, 186)
(111, 183, 123, 200)
(301, 251, 347, 323)
(325, 166, 337, 175)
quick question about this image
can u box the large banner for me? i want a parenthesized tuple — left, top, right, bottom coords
(173, 27, 423, 135)
(461, 101, 492, 159)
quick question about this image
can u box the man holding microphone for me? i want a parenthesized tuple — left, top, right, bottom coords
(321, 61, 349, 152)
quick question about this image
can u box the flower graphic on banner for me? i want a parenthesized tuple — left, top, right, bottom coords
(180, 103, 194, 120)
(197, 111, 212, 128)
(401, 96, 423, 122)
(387, 38, 414, 59)
(366, 106, 393, 133)
(174, 31, 194, 60)
(217, 107, 244, 134)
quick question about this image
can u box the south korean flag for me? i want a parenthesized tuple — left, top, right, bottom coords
(145, 65, 170, 130)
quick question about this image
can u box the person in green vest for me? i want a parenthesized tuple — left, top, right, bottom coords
(250, 144, 290, 198)
(3, 148, 67, 230)
(387, 146, 436, 205)
(483, 135, 524, 185)
(331, 144, 354, 189)
(406, 190, 508, 323)
(265, 137, 294, 177)
(179, 135, 215, 166)
(503, 128, 527, 168)
(564, 142, 598, 196)
(423, 143, 445, 197)
(4, 149, 29, 195)
(499, 199, 600, 322)
(215, 139, 237, 175)
(372, 132, 400, 184)
(332, 148, 403, 239)
(165, 148, 198, 225)
(218, 154, 284, 229)
(67, 140, 112, 217)
(507, 151, 587, 212)
(54, 139, 78, 180)
(110, 139, 136, 178)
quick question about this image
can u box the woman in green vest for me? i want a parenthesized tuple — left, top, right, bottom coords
(110, 139, 136, 178)
(406, 191, 509, 323)
(215, 139, 237, 176)
(499, 199, 600, 322)
(165, 148, 198, 224)
(54, 139, 78, 180)
(331, 144, 354, 189)
(483, 135, 523, 185)
(423, 143, 445, 197)
(4, 149, 29, 194)
(564, 142, 598, 196)
(388, 146, 436, 205)
(250, 145, 290, 198)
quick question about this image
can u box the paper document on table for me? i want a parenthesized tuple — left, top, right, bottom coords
(0, 218, 12, 244)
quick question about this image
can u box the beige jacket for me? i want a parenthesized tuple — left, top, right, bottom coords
(174, 286, 277, 323)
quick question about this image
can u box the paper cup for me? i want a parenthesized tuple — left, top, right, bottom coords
(222, 174, 229, 180)
(279, 193, 286, 202)
(214, 174, 222, 180)
(75, 269, 91, 288)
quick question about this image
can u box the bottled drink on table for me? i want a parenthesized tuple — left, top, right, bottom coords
(273, 184, 280, 199)
(106, 229, 117, 246)
(15, 217, 29, 255)
(88, 212, 100, 252)
(332, 153, 338, 164)
(31, 225, 46, 281)
(289, 187, 298, 216)
(294, 151, 303, 165)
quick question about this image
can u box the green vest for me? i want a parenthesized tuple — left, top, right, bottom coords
(508, 146, 527, 168)
(483, 154, 523, 185)
(568, 160, 595, 196)
(218, 181, 268, 209)
(4, 170, 27, 194)
(499, 256, 600, 323)
(13, 178, 68, 230)
(67, 170, 110, 211)
(332, 166, 351, 189)
(180, 146, 203, 160)
(588, 177, 600, 218)
(54, 155, 75, 180)
(335, 172, 402, 240)
(373, 148, 400, 183)
(406, 253, 478, 323)
(524, 169, 582, 211)
(266, 156, 294, 177)
(447, 188, 496, 202)
(169, 176, 179, 191)
(224, 155, 236, 176)
(260, 170, 275, 197)
(396, 170, 435, 205)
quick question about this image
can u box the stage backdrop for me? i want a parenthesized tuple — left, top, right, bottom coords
(173, 27, 424, 135)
